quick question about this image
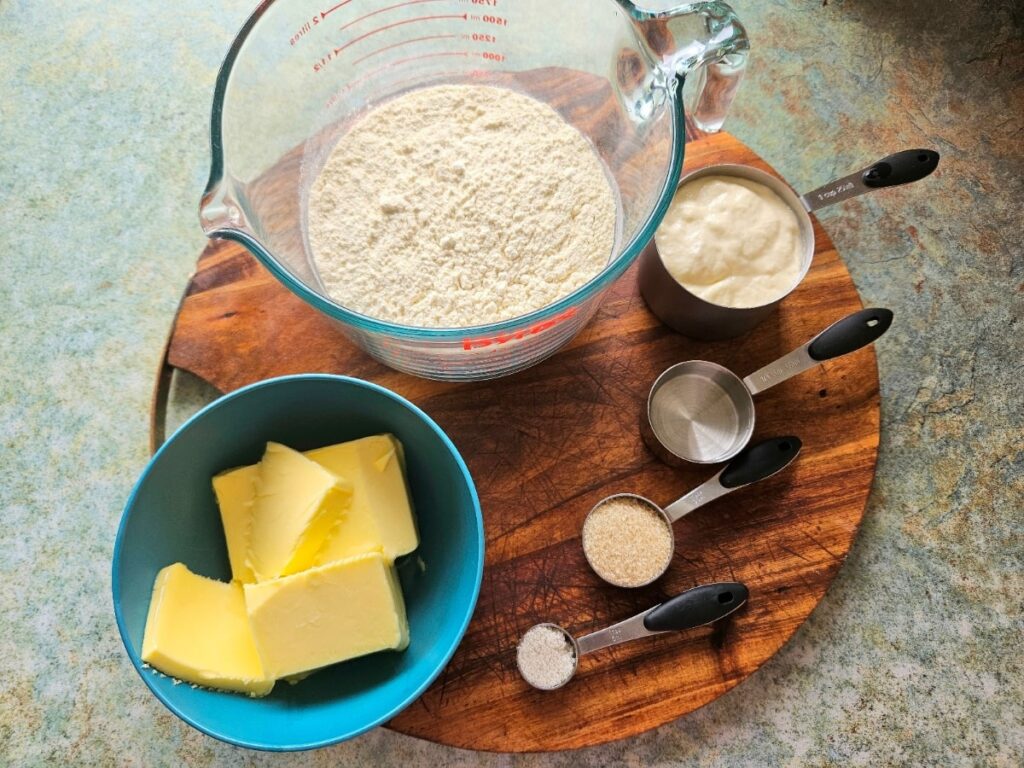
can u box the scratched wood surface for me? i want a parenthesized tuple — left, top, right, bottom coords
(161, 119, 879, 748)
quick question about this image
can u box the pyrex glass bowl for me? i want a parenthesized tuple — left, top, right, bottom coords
(200, 0, 747, 380)
(112, 375, 483, 750)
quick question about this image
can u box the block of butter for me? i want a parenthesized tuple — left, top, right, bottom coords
(141, 563, 273, 697)
(211, 465, 257, 584)
(214, 436, 417, 581)
(244, 551, 409, 679)
(307, 435, 418, 563)
(247, 442, 352, 581)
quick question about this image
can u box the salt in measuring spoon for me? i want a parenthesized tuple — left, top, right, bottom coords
(647, 307, 893, 465)
(583, 436, 801, 588)
(516, 582, 748, 691)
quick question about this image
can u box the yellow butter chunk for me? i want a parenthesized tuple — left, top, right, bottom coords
(141, 563, 273, 697)
(307, 435, 418, 563)
(244, 552, 409, 679)
(211, 465, 257, 584)
(247, 442, 352, 581)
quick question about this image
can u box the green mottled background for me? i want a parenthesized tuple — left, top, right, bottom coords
(1, 0, 1021, 765)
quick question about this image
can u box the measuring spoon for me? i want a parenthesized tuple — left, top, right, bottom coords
(648, 307, 893, 464)
(583, 436, 801, 587)
(516, 582, 748, 691)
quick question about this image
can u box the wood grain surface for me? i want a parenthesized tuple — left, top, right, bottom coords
(162, 131, 879, 751)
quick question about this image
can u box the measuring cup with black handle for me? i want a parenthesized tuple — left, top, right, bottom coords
(641, 151, 937, 341)
(583, 436, 802, 587)
(647, 308, 894, 464)
(800, 149, 940, 211)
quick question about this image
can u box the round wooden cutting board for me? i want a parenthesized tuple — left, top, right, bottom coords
(155, 131, 880, 752)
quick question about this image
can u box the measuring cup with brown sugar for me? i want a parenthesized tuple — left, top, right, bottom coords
(583, 436, 801, 588)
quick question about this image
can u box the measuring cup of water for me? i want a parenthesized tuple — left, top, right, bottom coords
(199, 0, 750, 380)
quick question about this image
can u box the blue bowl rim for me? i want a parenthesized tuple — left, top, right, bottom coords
(111, 373, 485, 751)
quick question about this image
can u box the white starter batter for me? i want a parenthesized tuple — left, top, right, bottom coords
(307, 85, 617, 328)
(656, 175, 803, 308)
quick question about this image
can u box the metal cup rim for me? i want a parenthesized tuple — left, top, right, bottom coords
(582, 493, 674, 588)
(651, 163, 815, 313)
(516, 622, 580, 690)
(646, 360, 756, 464)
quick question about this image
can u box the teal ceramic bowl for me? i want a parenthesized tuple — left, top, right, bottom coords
(112, 374, 483, 751)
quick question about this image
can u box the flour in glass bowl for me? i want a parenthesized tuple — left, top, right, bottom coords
(307, 85, 618, 328)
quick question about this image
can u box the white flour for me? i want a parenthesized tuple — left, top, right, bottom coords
(307, 85, 617, 328)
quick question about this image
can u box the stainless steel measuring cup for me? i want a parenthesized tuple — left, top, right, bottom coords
(648, 307, 893, 464)
(516, 582, 748, 690)
(583, 436, 801, 587)
(639, 150, 938, 340)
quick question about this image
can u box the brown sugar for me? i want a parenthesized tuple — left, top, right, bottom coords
(582, 496, 673, 587)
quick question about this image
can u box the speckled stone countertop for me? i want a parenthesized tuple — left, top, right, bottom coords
(1, 0, 1021, 765)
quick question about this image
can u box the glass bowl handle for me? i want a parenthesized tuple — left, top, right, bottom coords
(616, 0, 750, 133)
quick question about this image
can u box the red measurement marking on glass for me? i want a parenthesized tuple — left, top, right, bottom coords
(334, 14, 468, 56)
(289, 18, 319, 46)
(353, 33, 461, 65)
(321, 0, 355, 19)
(461, 307, 578, 350)
(389, 50, 471, 67)
(292, 0, 364, 42)
(468, 13, 507, 25)
(313, 51, 336, 72)
(340, 0, 446, 32)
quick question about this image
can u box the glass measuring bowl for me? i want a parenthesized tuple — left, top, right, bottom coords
(199, 0, 749, 381)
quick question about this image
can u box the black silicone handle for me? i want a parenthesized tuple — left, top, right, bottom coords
(719, 436, 802, 489)
(643, 582, 749, 632)
(807, 308, 893, 362)
(862, 149, 940, 188)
